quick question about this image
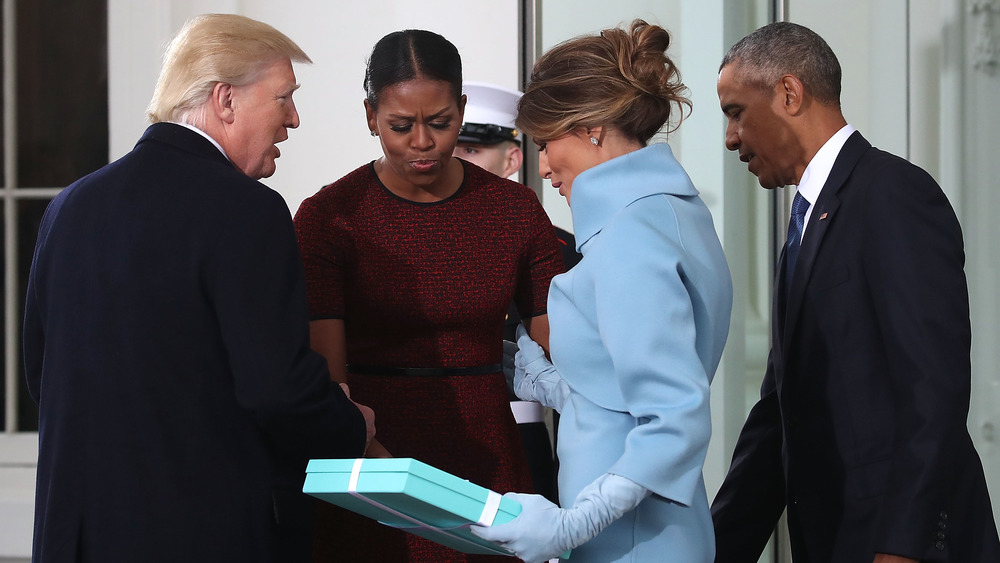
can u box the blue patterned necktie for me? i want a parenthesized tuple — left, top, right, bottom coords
(784, 192, 810, 288)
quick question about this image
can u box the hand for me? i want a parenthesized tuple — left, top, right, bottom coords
(364, 438, 392, 458)
(340, 383, 376, 450)
(873, 554, 919, 563)
(512, 324, 570, 411)
(470, 493, 572, 563)
(470, 473, 649, 563)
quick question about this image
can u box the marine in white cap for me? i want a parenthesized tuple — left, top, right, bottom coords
(453, 82, 523, 178)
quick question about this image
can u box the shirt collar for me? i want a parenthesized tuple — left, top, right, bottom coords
(171, 121, 231, 162)
(794, 123, 856, 206)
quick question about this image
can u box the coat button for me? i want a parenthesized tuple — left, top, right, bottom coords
(937, 531, 946, 540)
(940, 511, 949, 520)
(938, 521, 947, 530)
(935, 541, 945, 551)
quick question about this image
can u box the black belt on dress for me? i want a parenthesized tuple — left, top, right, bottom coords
(346, 364, 502, 377)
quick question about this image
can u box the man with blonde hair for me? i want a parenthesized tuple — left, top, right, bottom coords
(23, 14, 374, 562)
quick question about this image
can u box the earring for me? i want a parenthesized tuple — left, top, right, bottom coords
(370, 130, 378, 137)
(590, 136, 599, 146)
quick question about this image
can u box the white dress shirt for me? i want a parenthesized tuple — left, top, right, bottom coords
(793, 124, 856, 239)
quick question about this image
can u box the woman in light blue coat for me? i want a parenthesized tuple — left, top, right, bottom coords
(472, 20, 733, 563)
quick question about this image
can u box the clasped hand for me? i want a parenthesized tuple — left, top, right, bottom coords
(502, 324, 570, 411)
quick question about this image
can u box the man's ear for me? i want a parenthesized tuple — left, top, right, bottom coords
(502, 144, 523, 178)
(778, 74, 805, 115)
(212, 82, 236, 124)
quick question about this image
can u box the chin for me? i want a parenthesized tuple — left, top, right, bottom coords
(756, 176, 781, 190)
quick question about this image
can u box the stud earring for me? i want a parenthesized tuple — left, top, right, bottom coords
(590, 136, 599, 146)
(370, 130, 378, 137)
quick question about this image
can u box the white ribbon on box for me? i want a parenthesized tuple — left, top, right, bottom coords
(346, 458, 511, 555)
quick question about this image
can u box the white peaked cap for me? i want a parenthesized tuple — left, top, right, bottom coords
(462, 82, 522, 129)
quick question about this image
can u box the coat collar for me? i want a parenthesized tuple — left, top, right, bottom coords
(571, 143, 698, 253)
(136, 122, 235, 169)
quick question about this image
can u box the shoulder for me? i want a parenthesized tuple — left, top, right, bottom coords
(460, 162, 540, 205)
(295, 163, 375, 218)
(850, 147, 951, 208)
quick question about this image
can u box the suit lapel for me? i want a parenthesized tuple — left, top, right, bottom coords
(780, 131, 871, 358)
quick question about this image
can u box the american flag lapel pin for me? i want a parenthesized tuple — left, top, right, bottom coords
(819, 212, 828, 220)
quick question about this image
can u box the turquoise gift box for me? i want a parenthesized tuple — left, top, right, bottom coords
(303, 458, 521, 556)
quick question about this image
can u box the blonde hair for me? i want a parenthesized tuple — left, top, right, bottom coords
(146, 14, 311, 125)
(517, 19, 690, 144)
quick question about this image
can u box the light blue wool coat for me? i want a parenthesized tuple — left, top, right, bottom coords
(548, 143, 733, 562)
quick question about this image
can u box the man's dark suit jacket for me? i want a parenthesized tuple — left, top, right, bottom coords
(712, 131, 1000, 562)
(23, 123, 366, 562)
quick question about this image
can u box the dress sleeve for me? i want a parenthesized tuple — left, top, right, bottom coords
(294, 187, 349, 320)
(512, 194, 564, 319)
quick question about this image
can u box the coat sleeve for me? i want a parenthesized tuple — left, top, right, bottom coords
(207, 185, 366, 463)
(22, 194, 67, 404)
(862, 160, 972, 554)
(710, 352, 788, 563)
(594, 201, 713, 506)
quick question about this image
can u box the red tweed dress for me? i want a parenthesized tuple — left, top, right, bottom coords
(294, 160, 564, 562)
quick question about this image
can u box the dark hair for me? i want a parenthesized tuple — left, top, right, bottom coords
(720, 22, 842, 106)
(363, 29, 463, 109)
(517, 19, 690, 144)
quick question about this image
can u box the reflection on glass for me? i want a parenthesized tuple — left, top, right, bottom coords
(16, 0, 108, 188)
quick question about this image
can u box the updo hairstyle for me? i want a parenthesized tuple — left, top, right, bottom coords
(517, 19, 690, 145)
(363, 29, 463, 110)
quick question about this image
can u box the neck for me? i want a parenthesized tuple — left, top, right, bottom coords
(598, 129, 646, 161)
(792, 108, 848, 184)
(375, 157, 465, 202)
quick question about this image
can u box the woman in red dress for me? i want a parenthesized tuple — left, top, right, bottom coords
(294, 29, 564, 562)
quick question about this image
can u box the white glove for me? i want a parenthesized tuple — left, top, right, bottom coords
(470, 473, 650, 563)
(511, 324, 570, 411)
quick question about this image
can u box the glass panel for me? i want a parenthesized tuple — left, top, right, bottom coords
(16, 0, 108, 188)
(16, 198, 50, 432)
(0, 5, 5, 184)
(0, 201, 4, 431)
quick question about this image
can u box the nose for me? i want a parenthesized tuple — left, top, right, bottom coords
(412, 124, 434, 150)
(724, 120, 739, 152)
(538, 150, 551, 180)
(287, 100, 300, 129)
